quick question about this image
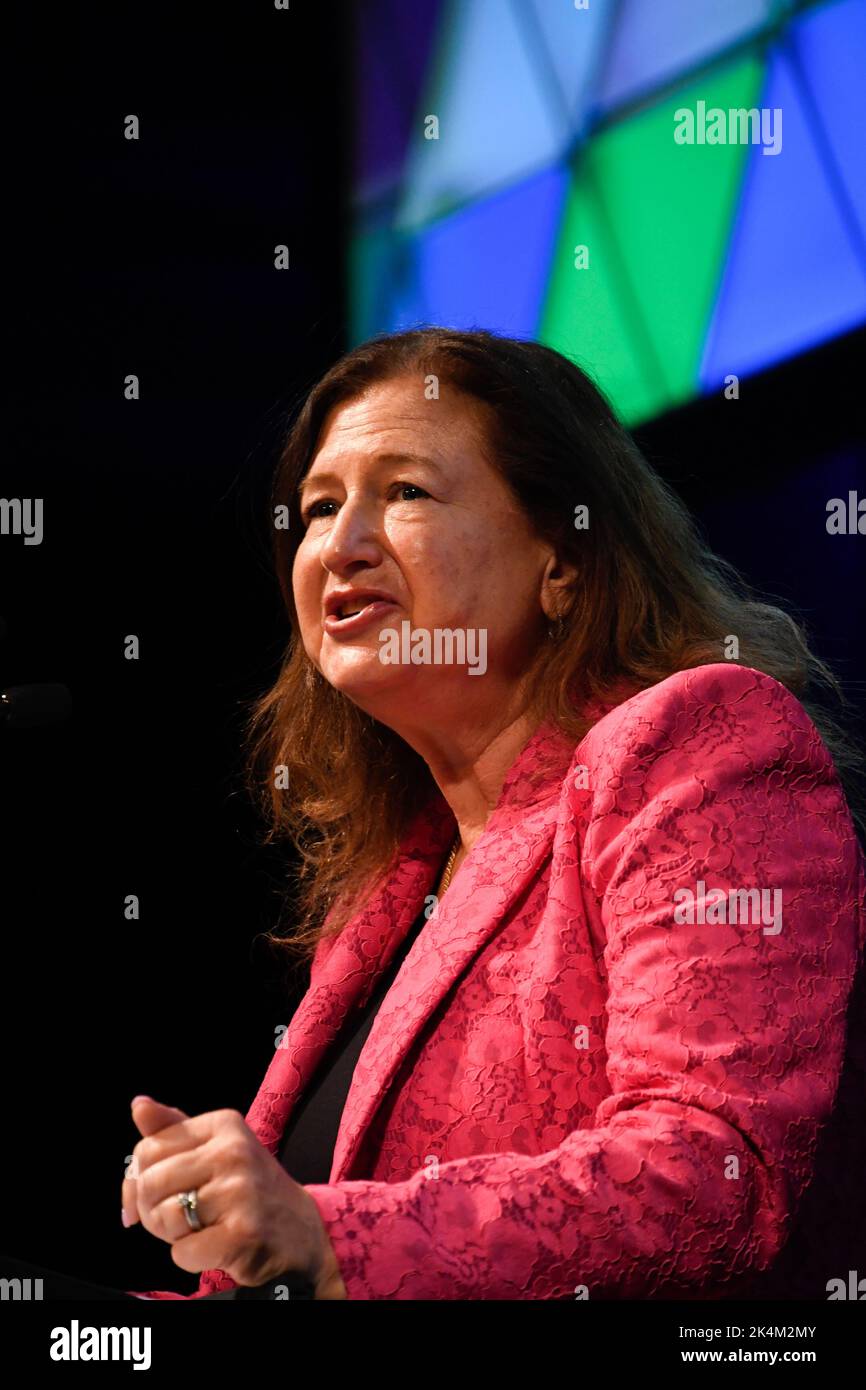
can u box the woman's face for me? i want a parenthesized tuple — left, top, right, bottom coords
(292, 375, 557, 731)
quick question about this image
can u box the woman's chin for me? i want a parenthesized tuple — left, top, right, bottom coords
(320, 654, 414, 707)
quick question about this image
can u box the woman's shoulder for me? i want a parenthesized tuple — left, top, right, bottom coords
(583, 661, 814, 737)
(572, 662, 833, 783)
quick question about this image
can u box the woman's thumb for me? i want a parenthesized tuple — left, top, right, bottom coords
(130, 1095, 190, 1136)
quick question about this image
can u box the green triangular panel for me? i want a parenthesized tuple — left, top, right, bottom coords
(540, 54, 766, 424)
(539, 169, 669, 424)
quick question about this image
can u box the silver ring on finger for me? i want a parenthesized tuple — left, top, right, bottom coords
(177, 1189, 204, 1231)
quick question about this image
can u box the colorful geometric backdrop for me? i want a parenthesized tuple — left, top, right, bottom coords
(350, 0, 866, 425)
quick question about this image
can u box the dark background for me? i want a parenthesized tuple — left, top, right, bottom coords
(2, 2, 864, 1296)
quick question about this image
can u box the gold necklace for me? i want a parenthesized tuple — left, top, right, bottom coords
(438, 834, 461, 896)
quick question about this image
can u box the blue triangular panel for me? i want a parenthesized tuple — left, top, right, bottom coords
(699, 41, 866, 388)
(599, 0, 773, 114)
(389, 164, 570, 338)
(395, 0, 570, 232)
(790, 0, 866, 244)
(523, 0, 614, 137)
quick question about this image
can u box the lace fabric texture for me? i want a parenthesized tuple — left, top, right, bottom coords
(132, 664, 866, 1301)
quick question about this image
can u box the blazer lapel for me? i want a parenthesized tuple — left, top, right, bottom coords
(243, 792, 455, 1154)
(331, 720, 578, 1180)
(244, 717, 582, 1174)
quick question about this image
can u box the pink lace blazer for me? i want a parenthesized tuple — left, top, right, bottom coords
(135, 663, 866, 1300)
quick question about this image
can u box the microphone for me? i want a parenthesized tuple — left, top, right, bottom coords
(0, 617, 72, 728)
(0, 683, 72, 729)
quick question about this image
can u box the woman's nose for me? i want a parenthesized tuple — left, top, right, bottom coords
(319, 499, 383, 573)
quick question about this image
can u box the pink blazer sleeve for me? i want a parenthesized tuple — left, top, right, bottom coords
(298, 666, 865, 1298)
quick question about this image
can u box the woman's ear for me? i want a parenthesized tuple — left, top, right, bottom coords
(540, 551, 578, 620)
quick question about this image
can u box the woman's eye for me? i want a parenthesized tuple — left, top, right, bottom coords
(303, 499, 337, 523)
(303, 482, 428, 524)
(391, 483, 428, 502)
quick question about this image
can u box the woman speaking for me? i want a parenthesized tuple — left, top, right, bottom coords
(122, 327, 865, 1301)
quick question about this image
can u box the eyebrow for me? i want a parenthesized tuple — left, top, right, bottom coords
(297, 451, 446, 503)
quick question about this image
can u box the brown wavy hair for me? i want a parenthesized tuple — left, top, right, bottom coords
(242, 327, 865, 962)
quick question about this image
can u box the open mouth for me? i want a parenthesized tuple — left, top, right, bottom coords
(324, 597, 398, 633)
